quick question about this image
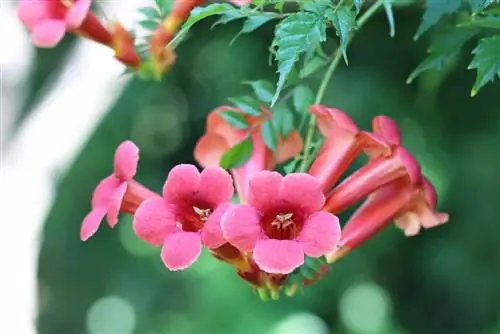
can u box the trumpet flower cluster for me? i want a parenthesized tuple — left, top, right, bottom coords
(80, 105, 449, 298)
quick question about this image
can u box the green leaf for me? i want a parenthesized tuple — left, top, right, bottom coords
(220, 111, 249, 129)
(458, 15, 500, 29)
(383, 0, 396, 37)
(407, 28, 478, 83)
(304, 0, 330, 14)
(138, 7, 161, 20)
(469, 35, 500, 96)
(300, 56, 327, 78)
(228, 96, 262, 116)
(271, 12, 327, 106)
(212, 7, 251, 26)
(414, 0, 462, 39)
(325, 7, 357, 64)
(293, 85, 315, 114)
(354, 0, 364, 13)
(272, 104, 295, 137)
(261, 120, 278, 152)
(241, 13, 279, 33)
(244, 80, 275, 103)
(177, 3, 236, 40)
(139, 20, 159, 31)
(220, 137, 254, 169)
(469, 0, 496, 13)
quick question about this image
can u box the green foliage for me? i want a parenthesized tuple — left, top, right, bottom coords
(458, 15, 500, 29)
(469, 0, 496, 13)
(271, 103, 295, 137)
(383, 0, 396, 37)
(220, 110, 250, 129)
(408, 28, 478, 83)
(220, 137, 254, 169)
(240, 13, 280, 34)
(261, 120, 278, 151)
(228, 96, 262, 116)
(469, 35, 500, 95)
(325, 7, 358, 63)
(245, 80, 275, 104)
(271, 12, 327, 105)
(293, 85, 315, 114)
(300, 54, 328, 78)
(415, 0, 462, 39)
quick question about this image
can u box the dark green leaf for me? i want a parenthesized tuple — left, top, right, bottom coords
(469, 0, 496, 13)
(383, 0, 396, 37)
(414, 0, 462, 39)
(325, 7, 357, 64)
(220, 137, 254, 169)
(408, 28, 478, 83)
(293, 85, 315, 114)
(220, 111, 249, 129)
(271, 12, 327, 106)
(138, 7, 161, 20)
(458, 15, 500, 29)
(229, 96, 262, 116)
(261, 120, 278, 152)
(139, 20, 159, 31)
(244, 80, 275, 103)
(176, 3, 236, 40)
(300, 56, 327, 78)
(272, 104, 295, 137)
(469, 35, 500, 96)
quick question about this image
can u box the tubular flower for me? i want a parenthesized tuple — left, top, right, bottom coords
(110, 23, 141, 69)
(323, 115, 422, 214)
(17, 0, 112, 47)
(326, 176, 449, 263)
(81, 141, 159, 241)
(307, 105, 389, 193)
(194, 106, 303, 201)
(221, 171, 341, 274)
(133, 164, 234, 271)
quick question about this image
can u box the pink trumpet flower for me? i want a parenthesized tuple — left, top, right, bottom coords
(221, 171, 341, 274)
(80, 141, 158, 241)
(133, 164, 234, 271)
(323, 115, 422, 214)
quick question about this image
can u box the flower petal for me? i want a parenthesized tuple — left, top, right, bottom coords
(106, 182, 127, 228)
(80, 207, 107, 241)
(297, 212, 341, 257)
(65, 0, 92, 29)
(133, 198, 177, 246)
(247, 171, 282, 213)
(201, 203, 231, 249)
(91, 175, 120, 209)
(279, 173, 325, 214)
(197, 167, 234, 207)
(161, 232, 202, 271)
(194, 133, 230, 168)
(221, 204, 263, 252)
(17, 0, 48, 30)
(163, 164, 201, 204)
(31, 19, 66, 48)
(276, 130, 304, 165)
(114, 140, 139, 181)
(253, 239, 304, 274)
(310, 104, 358, 137)
(372, 115, 401, 146)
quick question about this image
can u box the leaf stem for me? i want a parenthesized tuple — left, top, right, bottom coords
(297, 0, 384, 172)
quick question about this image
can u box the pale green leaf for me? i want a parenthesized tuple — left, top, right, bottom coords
(271, 12, 327, 106)
(415, 0, 462, 39)
(469, 35, 500, 96)
(469, 0, 496, 13)
(458, 15, 500, 29)
(220, 111, 249, 129)
(325, 7, 357, 64)
(272, 104, 295, 137)
(293, 85, 315, 114)
(241, 13, 279, 33)
(261, 120, 278, 152)
(244, 80, 275, 103)
(139, 20, 159, 31)
(228, 96, 262, 116)
(220, 137, 254, 169)
(138, 7, 161, 20)
(300, 56, 327, 78)
(354, 0, 364, 13)
(383, 0, 396, 37)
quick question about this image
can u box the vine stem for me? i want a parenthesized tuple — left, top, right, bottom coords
(298, 0, 385, 172)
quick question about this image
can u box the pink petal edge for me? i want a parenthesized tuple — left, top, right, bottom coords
(114, 140, 139, 181)
(221, 204, 263, 253)
(31, 19, 67, 48)
(197, 167, 234, 207)
(133, 198, 177, 246)
(279, 173, 325, 214)
(163, 164, 200, 204)
(253, 239, 304, 274)
(161, 232, 202, 271)
(80, 207, 107, 241)
(247, 171, 282, 213)
(297, 212, 341, 257)
(201, 203, 232, 249)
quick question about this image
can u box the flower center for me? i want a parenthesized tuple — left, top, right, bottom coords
(262, 210, 304, 240)
(175, 204, 212, 232)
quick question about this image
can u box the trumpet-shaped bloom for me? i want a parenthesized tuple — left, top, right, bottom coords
(323, 115, 422, 214)
(221, 171, 341, 274)
(308, 105, 389, 193)
(194, 106, 303, 201)
(133, 164, 234, 271)
(81, 141, 148, 241)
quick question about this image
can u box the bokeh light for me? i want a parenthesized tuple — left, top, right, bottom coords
(86, 296, 136, 334)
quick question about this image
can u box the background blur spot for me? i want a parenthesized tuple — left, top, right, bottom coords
(86, 295, 136, 334)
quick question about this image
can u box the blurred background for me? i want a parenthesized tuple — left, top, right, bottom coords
(1, 1, 500, 333)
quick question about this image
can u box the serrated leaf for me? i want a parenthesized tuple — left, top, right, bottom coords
(271, 12, 327, 106)
(241, 13, 279, 33)
(408, 28, 478, 83)
(272, 104, 295, 137)
(220, 137, 254, 169)
(415, 0, 462, 39)
(300, 56, 327, 78)
(325, 7, 357, 64)
(304, 0, 330, 14)
(138, 7, 161, 20)
(261, 120, 278, 152)
(139, 20, 159, 31)
(293, 85, 315, 114)
(245, 80, 275, 103)
(220, 111, 249, 129)
(383, 0, 396, 37)
(469, 0, 496, 13)
(469, 35, 500, 96)
(458, 15, 500, 29)
(229, 96, 262, 116)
